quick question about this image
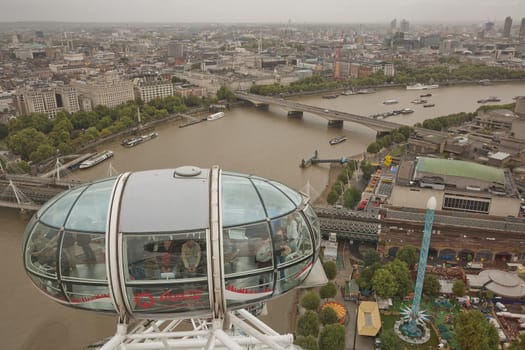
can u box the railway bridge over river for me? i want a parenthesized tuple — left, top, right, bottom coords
(0, 177, 382, 242)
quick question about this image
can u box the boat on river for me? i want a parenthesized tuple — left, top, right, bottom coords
(329, 136, 347, 145)
(383, 99, 399, 105)
(322, 94, 339, 99)
(420, 93, 432, 97)
(411, 98, 427, 104)
(406, 83, 439, 90)
(121, 131, 158, 148)
(207, 112, 225, 121)
(79, 150, 114, 169)
(423, 103, 435, 108)
(477, 96, 501, 103)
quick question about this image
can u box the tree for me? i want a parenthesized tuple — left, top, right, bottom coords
(320, 282, 337, 299)
(327, 190, 339, 205)
(454, 310, 499, 350)
(6, 128, 49, 160)
(508, 334, 525, 350)
(380, 329, 402, 350)
(29, 143, 55, 163)
(295, 335, 319, 350)
(357, 262, 381, 291)
(318, 324, 345, 350)
(363, 249, 380, 267)
(396, 246, 418, 270)
(366, 142, 381, 153)
(323, 261, 337, 280)
(423, 274, 441, 298)
(296, 310, 319, 337)
(216, 86, 236, 102)
(319, 306, 339, 325)
(360, 160, 374, 181)
(0, 123, 8, 140)
(452, 280, 466, 297)
(372, 268, 398, 298)
(301, 291, 321, 311)
(386, 259, 413, 298)
(343, 187, 361, 209)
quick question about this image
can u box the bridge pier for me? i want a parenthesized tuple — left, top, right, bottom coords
(287, 111, 303, 118)
(255, 103, 269, 110)
(327, 120, 344, 128)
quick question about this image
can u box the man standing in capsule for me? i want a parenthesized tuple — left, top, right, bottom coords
(181, 239, 201, 277)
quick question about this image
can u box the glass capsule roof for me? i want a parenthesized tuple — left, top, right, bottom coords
(38, 177, 117, 233)
(36, 170, 305, 232)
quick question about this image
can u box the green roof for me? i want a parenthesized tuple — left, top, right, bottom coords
(416, 157, 505, 184)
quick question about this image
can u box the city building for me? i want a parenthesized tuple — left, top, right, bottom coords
(167, 41, 184, 58)
(14, 85, 80, 117)
(14, 86, 59, 118)
(390, 19, 397, 32)
(134, 79, 174, 103)
(71, 74, 135, 109)
(390, 157, 521, 217)
(503, 16, 512, 38)
(520, 17, 525, 40)
(400, 19, 410, 32)
(173, 85, 207, 98)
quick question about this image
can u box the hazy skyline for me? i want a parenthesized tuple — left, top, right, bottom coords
(1, 0, 524, 24)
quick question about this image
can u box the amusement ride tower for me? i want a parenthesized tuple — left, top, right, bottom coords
(399, 196, 436, 341)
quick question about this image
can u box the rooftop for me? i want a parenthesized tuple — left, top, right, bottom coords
(415, 157, 505, 184)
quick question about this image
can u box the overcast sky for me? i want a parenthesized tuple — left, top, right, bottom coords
(1, 0, 524, 24)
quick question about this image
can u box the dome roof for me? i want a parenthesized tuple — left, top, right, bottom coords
(23, 166, 322, 319)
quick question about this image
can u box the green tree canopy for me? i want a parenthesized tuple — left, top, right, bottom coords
(6, 128, 49, 160)
(363, 249, 380, 267)
(372, 268, 398, 298)
(295, 335, 319, 350)
(452, 280, 466, 297)
(386, 259, 413, 298)
(327, 190, 339, 205)
(296, 310, 320, 337)
(380, 329, 402, 350)
(343, 186, 361, 209)
(323, 261, 337, 280)
(319, 306, 339, 325)
(396, 246, 418, 270)
(423, 274, 441, 298)
(320, 282, 338, 299)
(454, 310, 499, 350)
(216, 86, 236, 102)
(301, 291, 321, 311)
(318, 324, 345, 350)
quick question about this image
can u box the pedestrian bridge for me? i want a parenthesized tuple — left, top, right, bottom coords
(235, 92, 402, 133)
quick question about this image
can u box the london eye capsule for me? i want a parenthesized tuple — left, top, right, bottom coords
(22, 166, 323, 320)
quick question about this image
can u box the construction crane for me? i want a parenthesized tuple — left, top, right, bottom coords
(332, 32, 345, 80)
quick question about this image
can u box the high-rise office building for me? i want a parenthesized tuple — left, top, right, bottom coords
(400, 19, 410, 32)
(503, 16, 512, 38)
(390, 19, 397, 31)
(167, 42, 184, 58)
(520, 17, 525, 39)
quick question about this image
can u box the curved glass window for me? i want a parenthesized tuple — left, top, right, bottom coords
(64, 284, 114, 312)
(275, 258, 313, 296)
(252, 178, 295, 218)
(28, 274, 66, 303)
(270, 180, 303, 207)
(304, 205, 321, 249)
(65, 179, 115, 232)
(40, 186, 87, 228)
(25, 222, 60, 278)
(225, 273, 273, 308)
(278, 213, 313, 264)
(223, 222, 272, 276)
(222, 175, 266, 226)
(60, 231, 106, 281)
(123, 232, 207, 282)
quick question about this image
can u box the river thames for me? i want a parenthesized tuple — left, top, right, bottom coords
(2, 82, 524, 349)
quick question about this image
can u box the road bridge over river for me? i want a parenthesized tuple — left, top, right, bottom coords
(235, 92, 403, 133)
